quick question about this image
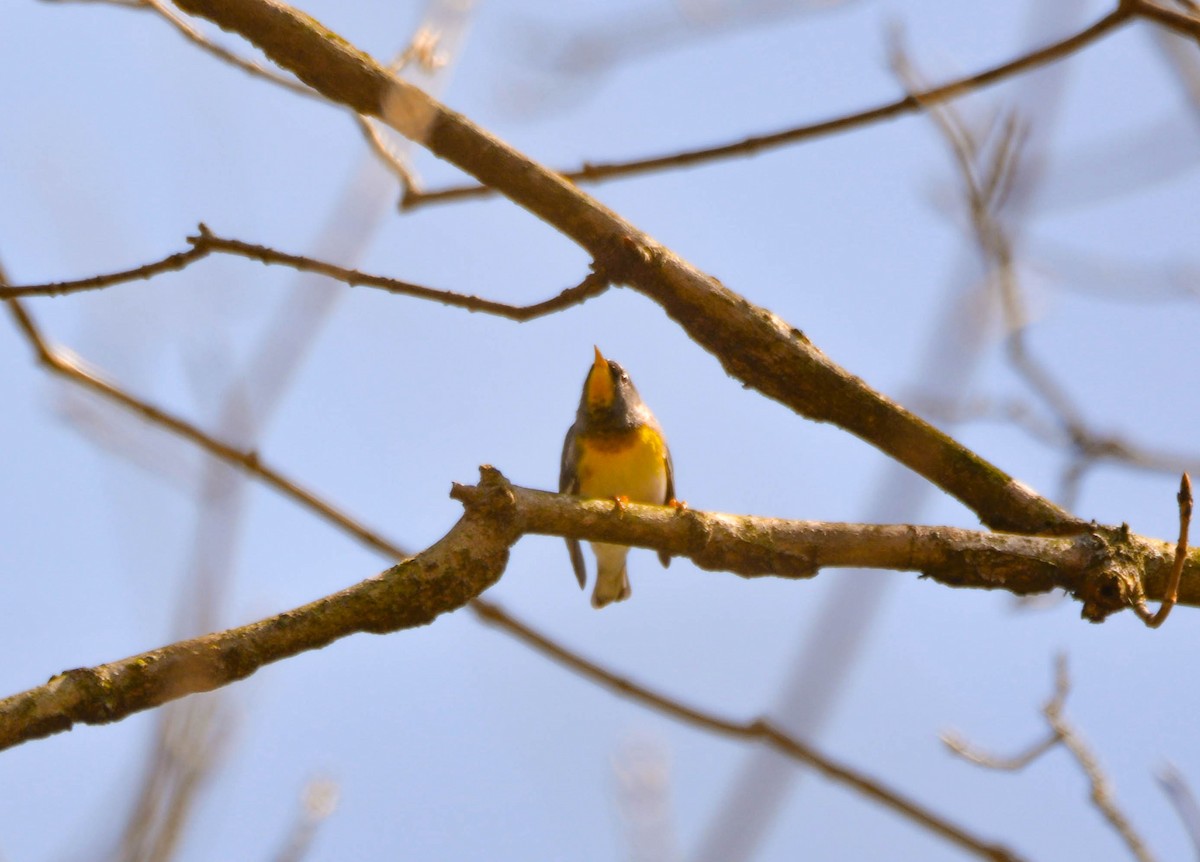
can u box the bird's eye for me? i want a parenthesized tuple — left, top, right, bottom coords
(619, 371, 629, 382)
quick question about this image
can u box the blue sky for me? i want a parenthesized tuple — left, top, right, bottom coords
(4, 1, 1200, 860)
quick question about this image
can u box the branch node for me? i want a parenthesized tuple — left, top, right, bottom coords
(450, 466, 517, 519)
(1073, 528, 1147, 623)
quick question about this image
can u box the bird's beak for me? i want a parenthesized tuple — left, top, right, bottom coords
(587, 346, 614, 409)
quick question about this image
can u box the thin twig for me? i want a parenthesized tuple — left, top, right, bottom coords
(944, 656, 1158, 862)
(45, 0, 322, 100)
(942, 731, 1061, 772)
(914, 396, 1200, 484)
(140, 0, 318, 99)
(1156, 763, 1200, 858)
(3, 298, 405, 560)
(473, 600, 1026, 862)
(1046, 658, 1157, 862)
(356, 115, 421, 192)
(0, 245, 211, 298)
(896, 40, 1200, 523)
(2, 226, 614, 320)
(191, 227, 613, 320)
(271, 777, 339, 862)
(401, 6, 1134, 209)
(1134, 473, 1192, 627)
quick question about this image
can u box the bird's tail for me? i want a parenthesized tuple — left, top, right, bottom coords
(590, 543, 631, 609)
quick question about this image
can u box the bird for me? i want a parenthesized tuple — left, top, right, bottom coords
(560, 346, 675, 608)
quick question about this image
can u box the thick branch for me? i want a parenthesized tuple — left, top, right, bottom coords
(0, 462, 1029, 861)
(452, 470, 1194, 621)
(0, 476, 518, 752)
(5, 466, 1190, 752)
(168, 0, 1080, 535)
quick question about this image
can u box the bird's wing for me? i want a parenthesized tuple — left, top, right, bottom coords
(658, 439, 675, 569)
(560, 424, 587, 589)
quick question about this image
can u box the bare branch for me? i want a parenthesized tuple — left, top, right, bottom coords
(401, 6, 1135, 208)
(164, 0, 1084, 537)
(1134, 473, 1192, 627)
(1130, 0, 1200, 39)
(271, 777, 340, 862)
(0, 289, 1040, 860)
(3, 298, 406, 559)
(0, 245, 211, 298)
(454, 476, 1191, 619)
(1156, 764, 1200, 858)
(190, 227, 614, 320)
(3, 462, 1192, 750)
(896, 39, 1200, 532)
(115, 697, 229, 862)
(942, 730, 1061, 772)
(2, 226, 614, 321)
(474, 599, 1026, 862)
(0, 471, 1048, 861)
(140, 0, 318, 100)
(0, 468, 520, 752)
(945, 656, 1158, 862)
(1047, 657, 1158, 862)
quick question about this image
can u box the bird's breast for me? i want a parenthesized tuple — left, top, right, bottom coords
(576, 425, 669, 503)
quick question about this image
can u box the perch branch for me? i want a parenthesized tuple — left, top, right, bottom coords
(0, 468, 520, 751)
(0, 295, 1027, 862)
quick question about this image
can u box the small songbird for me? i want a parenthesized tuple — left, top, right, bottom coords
(560, 347, 675, 608)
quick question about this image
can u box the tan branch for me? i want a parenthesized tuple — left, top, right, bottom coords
(475, 599, 1026, 862)
(3, 299, 404, 559)
(4, 462, 1192, 751)
(452, 476, 1194, 619)
(1134, 473, 1192, 627)
(0, 295, 1029, 861)
(897, 42, 1200, 523)
(1131, 0, 1200, 39)
(401, 6, 1135, 208)
(140, 0, 318, 100)
(2, 226, 613, 320)
(0, 469, 519, 752)
(1, 245, 212, 298)
(0, 471, 1042, 861)
(945, 657, 1157, 862)
(54, 0, 1084, 536)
